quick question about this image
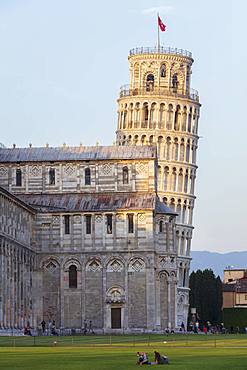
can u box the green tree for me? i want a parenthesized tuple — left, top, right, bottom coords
(189, 269, 222, 325)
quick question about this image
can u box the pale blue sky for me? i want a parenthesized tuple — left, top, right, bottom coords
(0, 0, 246, 253)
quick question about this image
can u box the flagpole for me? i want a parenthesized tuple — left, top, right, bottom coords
(157, 12, 160, 52)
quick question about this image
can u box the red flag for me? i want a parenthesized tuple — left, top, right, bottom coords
(158, 16, 166, 32)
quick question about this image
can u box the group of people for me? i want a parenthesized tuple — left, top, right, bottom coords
(40, 319, 58, 336)
(83, 319, 94, 335)
(136, 351, 169, 365)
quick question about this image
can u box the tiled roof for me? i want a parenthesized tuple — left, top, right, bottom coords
(0, 186, 35, 213)
(18, 192, 175, 215)
(0, 145, 156, 163)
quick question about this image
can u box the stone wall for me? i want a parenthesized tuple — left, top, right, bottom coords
(0, 159, 155, 195)
(0, 187, 36, 329)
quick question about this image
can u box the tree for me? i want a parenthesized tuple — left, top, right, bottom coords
(189, 269, 222, 325)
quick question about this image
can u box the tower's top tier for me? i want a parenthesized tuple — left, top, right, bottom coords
(129, 46, 193, 60)
(119, 45, 198, 103)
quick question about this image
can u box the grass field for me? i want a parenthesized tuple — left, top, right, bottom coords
(0, 334, 247, 370)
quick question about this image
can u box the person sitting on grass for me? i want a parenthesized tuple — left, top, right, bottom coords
(136, 352, 143, 365)
(154, 351, 169, 365)
(136, 352, 149, 365)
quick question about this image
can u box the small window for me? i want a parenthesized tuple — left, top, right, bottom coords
(85, 167, 91, 185)
(49, 168, 55, 185)
(16, 169, 22, 186)
(159, 220, 163, 233)
(146, 74, 154, 91)
(85, 215, 92, 234)
(69, 265, 77, 288)
(64, 215, 70, 234)
(128, 214, 134, 234)
(245, 294, 247, 301)
(172, 74, 178, 89)
(106, 214, 113, 234)
(161, 64, 166, 78)
(123, 166, 129, 184)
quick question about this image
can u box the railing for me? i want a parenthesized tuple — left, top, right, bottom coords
(129, 46, 192, 58)
(119, 85, 199, 102)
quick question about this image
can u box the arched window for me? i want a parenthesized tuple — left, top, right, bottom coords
(128, 214, 134, 234)
(69, 265, 77, 288)
(186, 143, 190, 162)
(172, 168, 177, 192)
(159, 220, 163, 233)
(128, 103, 133, 128)
(123, 110, 127, 129)
(157, 136, 163, 157)
(158, 165, 162, 190)
(167, 104, 173, 130)
(164, 166, 169, 191)
(177, 200, 182, 223)
(142, 103, 149, 128)
(150, 103, 156, 128)
(85, 167, 91, 185)
(160, 64, 166, 78)
(123, 166, 129, 184)
(141, 135, 147, 145)
(174, 105, 180, 131)
(135, 103, 140, 127)
(166, 137, 171, 160)
(159, 103, 165, 128)
(178, 169, 183, 192)
(49, 168, 55, 185)
(180, 141, 185, 161)
(146, 74, 154, 91)
(188, 107, 192, 132)
(170, 198, 175, 212)
(172, 73, 178, 89)
(182, 106, 187, 131)
(174, 138, 179, 160)
(16, 169, 22, 186)
(184, 173, 188, 193)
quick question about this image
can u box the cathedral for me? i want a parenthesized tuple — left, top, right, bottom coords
(0, 45, 200, 333)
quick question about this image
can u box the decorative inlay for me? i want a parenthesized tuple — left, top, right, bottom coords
(138, 214, 146, 222)
(136, 163, 148, 175)
(128, 258, 145, 272)
(116, 213, 124, 221)
(107, 259, 124, 272)
(101, 163, 113, 175)
(45, 261, 57, 272)
(29, 166, 41, 177)
(73, 215, 81, 224)
(64, 165, 75, 176)
(86, 260, 102, 272)
(95, 215, 102, 223)
(0, 167, 7, 177)
(52, 216, 60, 225)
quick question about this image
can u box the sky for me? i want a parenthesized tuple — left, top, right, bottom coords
(0, 0, 246, 253)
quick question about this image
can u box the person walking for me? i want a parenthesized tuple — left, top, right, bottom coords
(41, 320, 46, 335)
(88, 320, 94, 334)
(83, 319, 87, 335)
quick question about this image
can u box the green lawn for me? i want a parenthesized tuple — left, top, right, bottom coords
(0, 335, 247, 370)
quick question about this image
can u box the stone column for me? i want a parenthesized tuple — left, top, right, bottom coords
(146, 257, 156, 331)
(167, 277, 171, 329)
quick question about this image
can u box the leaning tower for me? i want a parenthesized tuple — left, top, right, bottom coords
(116, 46, 201, 327)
